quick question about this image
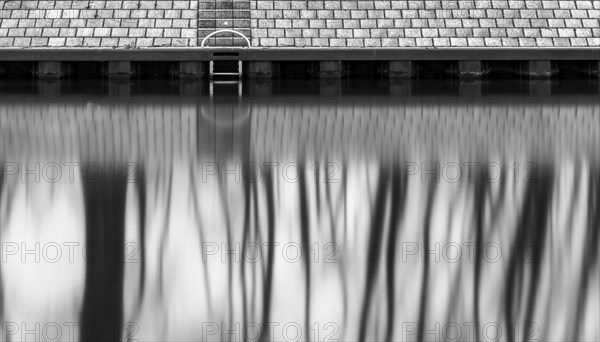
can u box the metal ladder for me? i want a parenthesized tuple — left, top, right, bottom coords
(209, 56, 243, 97)
(209, 71, 242, 97)
(210, 60, 243, 79)
(200, 29, 250, 97)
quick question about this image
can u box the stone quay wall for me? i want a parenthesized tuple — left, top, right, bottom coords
(0, 0, 199, 47)
(0, 0, 599, 48)
(249, 0, 600, 47)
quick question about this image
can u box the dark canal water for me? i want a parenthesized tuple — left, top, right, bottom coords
(0, 79, 599, 342)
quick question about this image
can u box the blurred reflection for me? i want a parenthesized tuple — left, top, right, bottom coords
(0, 79, 599, 342)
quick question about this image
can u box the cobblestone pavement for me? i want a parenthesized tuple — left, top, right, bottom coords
(0, 0, 599, 48)
(0, 0, 199, 47)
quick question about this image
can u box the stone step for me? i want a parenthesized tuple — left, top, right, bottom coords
(198, 28, 251, 36)
(198, 10, 251, 19)
(199, 1, 251, 10)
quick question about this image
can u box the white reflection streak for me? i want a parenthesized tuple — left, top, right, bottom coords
(2, 162, 86, 342)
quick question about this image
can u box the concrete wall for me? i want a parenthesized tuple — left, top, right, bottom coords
(1, 0, 599, 48)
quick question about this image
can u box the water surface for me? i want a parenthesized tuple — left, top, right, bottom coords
(0, 79, 599, 342)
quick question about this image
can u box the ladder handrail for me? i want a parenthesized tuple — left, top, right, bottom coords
(200, 29, 251, 48)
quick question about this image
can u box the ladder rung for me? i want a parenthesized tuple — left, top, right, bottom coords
(210, 60, 243, 78)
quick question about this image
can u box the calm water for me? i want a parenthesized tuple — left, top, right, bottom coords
(0, 79, 599, 342)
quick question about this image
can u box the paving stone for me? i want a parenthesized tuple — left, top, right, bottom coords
(25, 27, 43, 36)
(558, 28, 575, 37)
(404, 28, 421, 38)
(30, 37, 49, 46)
(411, 19, 428, 27)
(588, 37, 600, 46)
(473, 28, 489, 37)
(467, 37, 484, 46)
(507, 28, 524, 37)
(46, 37, 66, 46)
(371, 28, 387, 37)
(326, 19, 343, 28)
(394, 19, 411, 27)
(456, 28, 474, 37)
(9, 28, 26, 36)
(565, 19, 583, 27)
(0, 0, 598, 48)
(388, 28, 405, 38)
(450, 37, 468, 46)
(313, 37, 330, 46)
(518, 37, 536, 46)
(59, 27, 77, 36)
(547, 19, 565, 27)
(65, 37, 84, 46)
(421, 28, 438, 37)
(42, 28, 60, 36)
(398, 38, 416, 46)
(364, 38, 381, 46)
(1, 0, 197, 47)
(445, 19, 463, 28)
(439, 28, 456, 36)
(575, 28, 592, 37)
(135, 37, 154, 46)
(484, 37, 502, 46)
(101, 37, 119, 46)
(14, 37, 32, 46)
(0, 37, 15, 46)
(524, 27, 541, 37)
(434, 37, 450, 46)
(360, 19, 377, 28)
(154, 38, 172, 46)
(536, 37, 554, 46)
(553, 37, 571, 46)
(309, 19, 325, 28)
(541, 28, 558, 37)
